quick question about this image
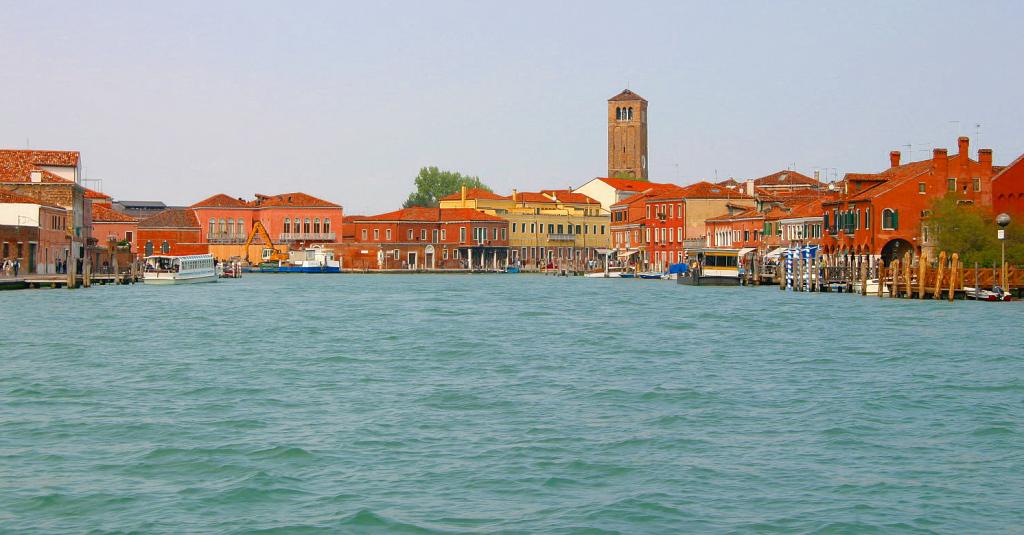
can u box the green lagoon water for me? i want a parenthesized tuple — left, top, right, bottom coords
(2, 274, 1022, 534)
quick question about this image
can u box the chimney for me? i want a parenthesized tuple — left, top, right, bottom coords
(957, 136, 969, 156)
(744, 179, 755, 197)
(890, 151, 901, 168)
(512, 188, 518, 203)
(934, 148, 948, 178)
(978, 148, 993, 175)
(460, 185, 467, 204)
(30, 170, 42, 183)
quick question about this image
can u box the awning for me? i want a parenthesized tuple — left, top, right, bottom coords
(737, 247, 757, 257)
(595, 248, 616, 256)
(764, 247, 786, 259)
(618, 250, 640, 258)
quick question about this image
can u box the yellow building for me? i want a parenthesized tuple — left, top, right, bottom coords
(440, 186, 610, 270)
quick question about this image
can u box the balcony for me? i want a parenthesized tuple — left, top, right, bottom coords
(278, 232, 336, 242)
(548, 233, 576, 241)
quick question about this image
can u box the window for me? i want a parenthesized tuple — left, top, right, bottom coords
(973, 177, 981, 192)
(432, 229, 438, 242)
(865, 208, 870, 229)
(443, 248, 448, 260)
(947, 178, 956, 192)
(386, 229, 392, 240)
(304, 218, 311, 233)
(882, 208, 898, 230)
(493, 227, 497, 240)
(160, 240, 170, 253)
(918, 183, 926, 194)
(501, 228, 506, 240)
(601, 225, 605, 234)
(362, 229, 368, 240)
(209, 218, 215, 236)
(460, 227, 466, 242)
(324, 218, 331, 234)
(421, 229, 427, 240)
(314, 218, 321, 234)
(219, 219, 226, 234)
(646, 206, 651, 218)
(393, 250, 400, 260)
(530, 223, 536, 233)
(373, 229, 379, 240)
(145, 241, 153, 256)
(645, 228, 651, 242)
(557, 224, 564, 234)
(677, 227, 682, 241)
(441, 229, 447, 240)
(408, 229, 414, 240)
(125, 231, 133, 243)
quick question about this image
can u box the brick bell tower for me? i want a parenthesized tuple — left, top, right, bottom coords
(608, 89, 648, 179)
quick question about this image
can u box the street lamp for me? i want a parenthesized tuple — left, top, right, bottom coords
(996, 213, 1010, 288)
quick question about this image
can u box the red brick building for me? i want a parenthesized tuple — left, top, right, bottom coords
(821, 137, 996, 262)
(191, 192, 343, 250)
(137, 208, 207, 257)
(346, 207, 508, 270)
(705, 208, 765, 249)
(92, 203, 140, 255)
(992, 154, 1024, 216)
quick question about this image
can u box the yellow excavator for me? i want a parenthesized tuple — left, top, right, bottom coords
(243, 221, 289, 266)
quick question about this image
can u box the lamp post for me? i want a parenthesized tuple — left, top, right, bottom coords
(996, 213, 1010, 288)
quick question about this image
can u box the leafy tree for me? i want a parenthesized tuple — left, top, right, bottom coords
(928, 194, 1024, 265)
(403, 167, 492, 208)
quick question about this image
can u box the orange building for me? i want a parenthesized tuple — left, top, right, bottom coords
(346, 207, 508, 270)
(992, 154, 1024, 216)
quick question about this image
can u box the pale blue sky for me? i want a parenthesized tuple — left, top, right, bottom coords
(2, 1, 1022, 214)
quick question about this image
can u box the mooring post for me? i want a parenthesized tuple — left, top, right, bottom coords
(918, 256, 927, 299)
(948, 253, 959, 302)
(877, 263, 885, 298)
(933, 251, 947, 300)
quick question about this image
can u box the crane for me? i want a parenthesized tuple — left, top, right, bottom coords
(242, 221, 288, 266)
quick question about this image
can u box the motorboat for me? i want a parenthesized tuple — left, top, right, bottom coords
(964, 286, 1013, 301)
(143, 254, 218, 284)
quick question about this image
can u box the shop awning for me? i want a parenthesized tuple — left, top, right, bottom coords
(618, 250, 640, 258)
(737, 247, 757, 257)
(764, 247, 786, 259)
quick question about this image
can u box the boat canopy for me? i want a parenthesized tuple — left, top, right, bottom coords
(764, 247, 786, 259)
(737, 247, 757, 257)
(618, 250, 640, 258)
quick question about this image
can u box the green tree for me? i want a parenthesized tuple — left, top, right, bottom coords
(402, 167, 492, 208)
(611, 171, 648, 181)
(928, 194, 1024, 265)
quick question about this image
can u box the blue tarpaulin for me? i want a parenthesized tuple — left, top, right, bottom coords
(668, 263, 689, 274)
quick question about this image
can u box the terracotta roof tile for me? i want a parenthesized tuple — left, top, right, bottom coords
(0, 150, 79, 183)
(138, 208, 199, 229)
(539, 189, 599, 204)
(608, 89, 646, 102)
(595, 177, 672, 192)
(752, 170, 822, 187)
(84, 187, 110, 199)
(251, 192, 340, 208)
(192, 193, 249, 208)
(92, 203, 138, 223)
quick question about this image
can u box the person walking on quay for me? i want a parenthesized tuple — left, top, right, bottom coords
(13, 258, 20, 277)
(1, 258, 9, 277)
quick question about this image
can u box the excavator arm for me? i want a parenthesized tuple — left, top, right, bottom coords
(243, 221, 276, 264)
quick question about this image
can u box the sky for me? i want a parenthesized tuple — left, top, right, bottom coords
(2, 0, 1023, 214)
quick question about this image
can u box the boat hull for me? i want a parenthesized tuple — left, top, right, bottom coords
(676, 274, 740, 286)
(144, 273, 219, 285)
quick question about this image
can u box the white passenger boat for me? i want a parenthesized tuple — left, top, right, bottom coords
(584, 267, 634, 278)
(143, 254, 218, 284)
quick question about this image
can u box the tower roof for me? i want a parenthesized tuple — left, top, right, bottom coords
(609, 89, 646, 102)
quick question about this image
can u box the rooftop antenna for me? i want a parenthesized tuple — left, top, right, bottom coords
(674, 163, 680, 181)
(975, 123, 982, 148)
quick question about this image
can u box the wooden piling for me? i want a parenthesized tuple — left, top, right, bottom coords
(948, 253, 959, 302)
(918, 257, 927, 299)
(890, 259, 899, 297)
(877, 263, 885, 297)
(859, 258, 868, 296)
(933, 251, 946, 300)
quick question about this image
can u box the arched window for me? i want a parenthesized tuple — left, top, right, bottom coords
(160, 240, 170, 253)
(324, 218, 331, 234)
(237, 219, 244, 238)
(314, 218, 321, 234)
(218, 219, 226, 235)
(145, 241, 154, 256)
(628, 107, 633, 120)
(209, 218, 215, 237)
(304, 218, 311, 234)
(615, 107, 621, 120)
(881, 208, 898, 230)
(284, 217, 291, 234)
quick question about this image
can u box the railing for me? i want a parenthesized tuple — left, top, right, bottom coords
(207, 235, 245, 244)
(278, 232, 336, 242)
(548, 233, 575, 241)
